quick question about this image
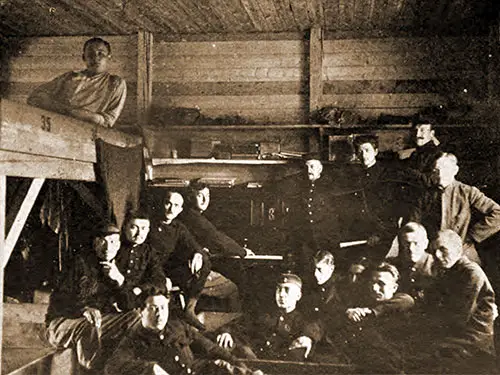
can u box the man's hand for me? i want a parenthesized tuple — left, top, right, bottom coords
(152, 363, 169, 375)
(346, 307, 372, 323)
(216, 332, 234, 349)
(289, 336, 313, 358)
(100, 261, 125, 286)
(82, 307, 102, 328)
(190, 253, 203, 275)
(348, 264, 366, 283)
(244, 247, 255, 258)
(367, 234, 381, 247)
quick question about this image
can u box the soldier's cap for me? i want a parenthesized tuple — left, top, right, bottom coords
(277, 273, 302, 289)
(302, 151, 322, 162)
(99, 223, 121, 236)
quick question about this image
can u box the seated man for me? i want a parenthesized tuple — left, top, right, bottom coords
(179, 179, 254, 310)
(149, 191, 211, 330)
(105, 287, 256, 375)
(115, 211, 169, 304)
(216, 273, 310, 361)
(409, 230, 496, 374)
(45, 224, 142, 369)
(386, 222, 437, 302)
(28, 37, 126, 128)
(320, 262, 415, 373)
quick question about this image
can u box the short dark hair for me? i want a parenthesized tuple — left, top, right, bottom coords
(138, 286, 170, 309)
(353, 134, 379, 151)
(125, 208, 150, 224)
(371, 261, 400, 282)
(83, 37, 111, 55)
(398, 222, 427, 241)
(313, 250, 335, 266)
(186, 179, 208, 205)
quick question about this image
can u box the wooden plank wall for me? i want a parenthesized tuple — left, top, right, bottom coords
(321, 36, 490, 119)
(0, 36, 138, 126)
(152, 34, 308, 124)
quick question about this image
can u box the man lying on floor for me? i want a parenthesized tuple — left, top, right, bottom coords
(105, 287, 260, 375)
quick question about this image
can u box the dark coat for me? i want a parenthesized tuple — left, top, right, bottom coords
(105, 319, 236, 375)
(179, 207, 246, 258)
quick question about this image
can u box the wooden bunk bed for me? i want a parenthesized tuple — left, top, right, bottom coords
(0, 98, 142, 374)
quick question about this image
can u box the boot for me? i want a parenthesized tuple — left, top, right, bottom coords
(184, 297, 206, 331)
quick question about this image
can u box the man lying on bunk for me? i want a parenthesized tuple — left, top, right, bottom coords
(44, 224, 148, 369)
(298, 262, 414, 372)
(27, 37, 127, 128)
(149, 191, 211, 331)
(105, 287, 258, 375)
(407, 230, 497, 374)
(215, 273, 312, 361)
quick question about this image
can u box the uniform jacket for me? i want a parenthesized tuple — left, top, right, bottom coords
(105, 319, 236, 375)
(425, 256, 496, 355)
(46, 252, 131, 323)
(179, 207, 246, 258)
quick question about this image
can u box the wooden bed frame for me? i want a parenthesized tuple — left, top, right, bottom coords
(0, 98, 142, 374)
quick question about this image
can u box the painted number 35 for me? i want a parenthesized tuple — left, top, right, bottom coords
(41, 115, 52, 132)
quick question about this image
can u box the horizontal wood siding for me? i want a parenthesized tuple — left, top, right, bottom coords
(1, 36, 138, 126)
(321, 36, 489, 118)
(152, 38, 308, 124)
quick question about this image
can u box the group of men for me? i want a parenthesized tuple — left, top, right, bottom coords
(28, 36, 500, 373)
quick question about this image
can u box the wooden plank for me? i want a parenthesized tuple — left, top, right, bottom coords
(323, 65, 485, 81)
(0, 99, 96, 162)
(208, 0, 256, 32)
(156, 32, 305, 42)
(309, 26, 323, 112)
(9, 36, 137, 56)
(3, 82, 138, 97)
(153, 81, 306, 96)
(154, 54, 305, 69)
(322, 51, 487, 68)
(153, 67, 304, 82)
(137, 30, 153, 126)
(172, 0, 225, 33)
(287, 0, 311, 30)
(320, 93, 444, 108)
(154, 40, 306, 56)
(322, 36, 488, 53)
(153, 95, 306, 110)
(2, 178, 44, 269)
(0, 150, 95, 181)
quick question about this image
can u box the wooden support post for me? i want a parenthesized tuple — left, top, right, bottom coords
(137, 30, 154, 127)
(309, 26, 324, 115)
(0, 175, 6, 375)
(2, 178, 45, 269)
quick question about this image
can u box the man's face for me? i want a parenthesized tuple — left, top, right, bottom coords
(83, 41, 110, 74)
(195, 187, 210, 212)
(415, 124, 435, 147)
(125, 218, 150, 245)
(399, 231, 428, 264)
(305, 160, 323, 182)
(370, 271, 398, 302)
(434, 237, 462, 269)
(164, 193, 184, 221)
(94, 233, 120, 261)
(357, 142, 378, 168)
(314, 260, 335, 285)
(141, 295, 170, 331)
(275, 283, 301, 311)
(433, 157, 458, 188)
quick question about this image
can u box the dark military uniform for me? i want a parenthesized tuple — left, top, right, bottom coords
(329, 292, 415, 373)
(408, 256, 496, 373)
(387, 252, 437, 303)
(149, 220, 211, 299)
(105, 318, 240, 375)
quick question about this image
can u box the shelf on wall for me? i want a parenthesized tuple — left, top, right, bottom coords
(152, 158, 291, 166)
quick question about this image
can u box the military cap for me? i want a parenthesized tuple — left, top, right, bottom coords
(302, 151, 322, 162)
(277, 273, 302, 289)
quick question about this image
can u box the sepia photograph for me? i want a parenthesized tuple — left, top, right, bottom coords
(1, 0, 500, 374)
